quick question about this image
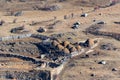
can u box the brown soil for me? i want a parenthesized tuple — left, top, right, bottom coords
(0, 0, 120, 80)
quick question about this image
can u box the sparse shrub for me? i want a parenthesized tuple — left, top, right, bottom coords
(62, 41, 70, 47)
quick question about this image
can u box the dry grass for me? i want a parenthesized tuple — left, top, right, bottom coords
(0, 1, 120, 80)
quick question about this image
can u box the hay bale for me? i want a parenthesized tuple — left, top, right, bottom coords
(66, 44, 74, 49)
(62, 41, 70, 47)
(62, 48, 70, 54)
(70, 47, 77, 52)
(84, 39, 95, 47)
(51, 40, 59, 47)
(76, 45, 81, 51)
(54, 38, 62, 44)
(56, 44, 64, 51)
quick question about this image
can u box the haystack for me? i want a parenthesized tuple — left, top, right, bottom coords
(62, 41, 70, 47)
(62, 48, 70, 54)
(69, 47, 77, 52)
(52, 40, 59, 47)
(56, 44, 64, 51)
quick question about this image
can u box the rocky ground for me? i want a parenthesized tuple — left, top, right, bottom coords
(0, 0, 120, 80)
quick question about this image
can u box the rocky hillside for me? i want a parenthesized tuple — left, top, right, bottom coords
(0, 0, 115, 11)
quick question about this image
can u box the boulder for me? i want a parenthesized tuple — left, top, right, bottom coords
(112, 68, 117, 71)
(97, 21, 105, 24)
(0, 20, 5, 26)
(81, 13, 88, 17)
(69, 47, 77, 52)
(72, 22, 80, 29)
(51, 40, 59, 47)
(84, 39, 95, 47)
(37, 27, 47, 33)
(98, 60, 106, 65)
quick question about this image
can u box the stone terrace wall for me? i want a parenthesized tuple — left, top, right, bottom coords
(86, 24, 120, 41)
(0, 33, 51, 42)
(0, 34, 32, 41)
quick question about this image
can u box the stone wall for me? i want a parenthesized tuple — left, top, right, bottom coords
(0, 34, 32, 41)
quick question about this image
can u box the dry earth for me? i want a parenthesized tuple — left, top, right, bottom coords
(0, 0, 120, 80)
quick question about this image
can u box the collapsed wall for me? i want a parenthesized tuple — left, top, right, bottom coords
(86, 24, 120, 41)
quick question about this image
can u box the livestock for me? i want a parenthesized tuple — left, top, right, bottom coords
(52, 40, 59, 47)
